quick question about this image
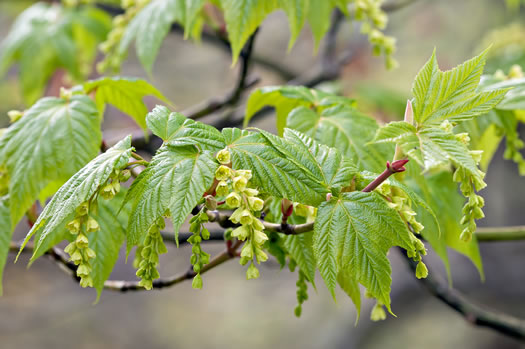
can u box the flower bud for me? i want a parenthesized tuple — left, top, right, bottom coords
(370, 303, 387, 321)
(255, 248, 268, 263)
(232, 225, 249, 240)
(246, 262, 260, 280)
(216, 181, 229, 197)
(192, 274, 203, 289)
(254, 230, 268, 244)
(243, 188, 259, 197)
(240, 242, 253, 259)
(100, 183, 115, 200)
(76, 233, 89, 248)
(215, 165, 232, 181)
(79, 276, 94, 288)
(205, 195, 217, 211)
(236, 170, 252, 180)
(460, 228, 472, 242)
(455, 133, 470, 145)
(415, 261, 428, 279)
(233, 176, 248, 192)
(252, 218, 264, 231)
(216, 149, 231, 164)
(119, 169, 131, 182)
(248, 196, 264, 211)
(76, 202, 89, 216)
(225, 192, 242, 208)
(239, 210, 253, 225)
(67, 219, 81, 234)
(201, 228, 210, 240)
(439, 120, 453, 133)
(86, 217, 100, 233)
(7, 110, 23, 123)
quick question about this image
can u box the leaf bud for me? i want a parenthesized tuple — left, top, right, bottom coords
(225, 192, 242, 208)
(216, 149, 231, 164)
(215, 165, 232, 181)
(204, 195, 217, 211)
(216, 181, 229, 197)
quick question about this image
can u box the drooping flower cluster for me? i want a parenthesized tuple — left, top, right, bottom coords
(64, 201, 98, 288)
(188, 210, 211, 289)
(135, 218, 168, 290)
(97, 0, 151, 73)
(354, 0, 397, 69)
(376, 182, 428, 279)
(214, 148, 267, 279)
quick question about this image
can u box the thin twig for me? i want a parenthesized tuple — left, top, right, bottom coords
(402, 250, 525, 340)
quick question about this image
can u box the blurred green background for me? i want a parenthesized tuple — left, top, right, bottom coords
(2, 0, 525, 348)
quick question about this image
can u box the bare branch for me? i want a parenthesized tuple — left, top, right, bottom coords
(402, 250, 525, 340)
(476, 226, 525, 242)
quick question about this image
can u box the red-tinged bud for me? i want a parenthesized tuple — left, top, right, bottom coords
(281, 199, 293, 220)
(404, 99, 414, 124)
(387, 159, 409, 173)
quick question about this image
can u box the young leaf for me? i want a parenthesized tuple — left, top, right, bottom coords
(83, 77, 170, 131)
(314, 192, 416, 310)
(283, 232, 316, 284)
(337, 269, 361, 321)
(126, 145, 218, 248)
(0, 95, 102, 226)
(119, 0, 180, 73)
(244, 86, 353, 135)
(0, 3, 111, 104)
(287, 105, 390, 172)
(90, 192, 129, 301)
(223, 128, 329, 206)
(146, 105, 225, 151)
(279, 0, 309, 49)
(0, 196, 12, 295)
(18, 136, 133, 260)
(374, 122, 484, 184)
(412, 49, 508, 125)
(219, 0, 278, 65)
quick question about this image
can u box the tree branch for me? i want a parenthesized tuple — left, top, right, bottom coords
(476, 226, 525, 242)
(10, 239, 243, 292)
(402, 250, 525, 340)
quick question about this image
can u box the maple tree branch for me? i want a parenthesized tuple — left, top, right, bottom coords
(10, 239, 243, 292)
(475, 226, 525, 242)
(403, 251, 525, 340)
